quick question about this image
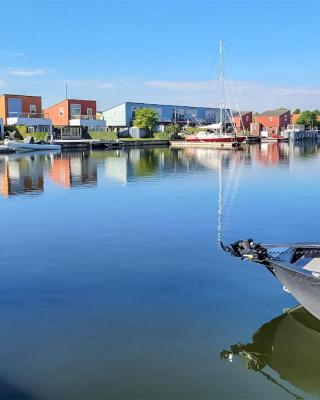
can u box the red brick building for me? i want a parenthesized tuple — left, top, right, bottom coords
(0, 93, 52, 133)
(233, 111, 252, 132)
(255, 109, 290, 136)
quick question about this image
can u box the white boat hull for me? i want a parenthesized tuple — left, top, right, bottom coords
(4, 140, 61, 152)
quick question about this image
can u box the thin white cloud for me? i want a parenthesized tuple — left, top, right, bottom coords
(97, 82, 115, 89)
(8, 68, 46, 77)
(2, 51, 24, 57)
(0, 80, 5, 87)
(143, 79, 320, 111)
(66, 79, 115, 89)
(145, 80, 210, 90)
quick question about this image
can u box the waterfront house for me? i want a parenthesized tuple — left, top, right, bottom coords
(0, 94, 52, 134)
(44, 99, 107, 138)
(233, 111, 252, 132)
(103, 102, 223, 132)
(255, 109, 290, 136)
(291, 113, 301, 124)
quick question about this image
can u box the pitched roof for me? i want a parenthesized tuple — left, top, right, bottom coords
(233, 111, 252, 117)
(260, 108, 289, 116)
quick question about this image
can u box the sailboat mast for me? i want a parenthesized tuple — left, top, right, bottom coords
(219, 40, 223, 134)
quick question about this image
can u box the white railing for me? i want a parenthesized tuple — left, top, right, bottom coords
(8, 112, 49, 119)
(70, 114, 97, 120)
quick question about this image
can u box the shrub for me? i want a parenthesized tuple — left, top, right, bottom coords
(153, 131, 174, 140)
(87, 131, 118, 141)
(5, 125, 48, 140)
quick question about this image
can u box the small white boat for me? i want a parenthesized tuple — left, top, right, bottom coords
(4, 139, 61, 152)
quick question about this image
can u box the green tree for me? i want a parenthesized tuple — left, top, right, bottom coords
(292, 108, 301, 114)
(296, 111, 319, 128)
(313, 109, 320, 116)
(133, 108, 159, 133)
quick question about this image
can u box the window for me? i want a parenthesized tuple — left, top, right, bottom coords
(87, 108, 93, 117)
(59, 107, 64, 116)
(30, 104, 36, 114)
(70, 104, 81, 118)
(8, 98, 22, 117)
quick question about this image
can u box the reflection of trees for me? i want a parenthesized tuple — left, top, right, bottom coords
(294, 140, 320, 158)
(133, 149, 159, 177)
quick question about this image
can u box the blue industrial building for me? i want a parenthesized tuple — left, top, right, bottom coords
(103, 102, 222, 130)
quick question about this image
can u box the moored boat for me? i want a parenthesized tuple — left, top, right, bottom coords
(4, 139, 61, 152)
(185, 41, 247, 145)
(186, 132, 246, 143)
(221, 239, 320, 320)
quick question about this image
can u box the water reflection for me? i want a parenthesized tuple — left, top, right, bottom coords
(0, 141, 320, 197)
(0, 153, 45, 197)
(221, 306, 320, 400)
(50, 152, 97, 188)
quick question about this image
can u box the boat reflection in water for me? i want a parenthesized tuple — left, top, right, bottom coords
(221, 306, 320, 399)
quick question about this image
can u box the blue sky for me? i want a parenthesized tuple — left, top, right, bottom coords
(1, 0, 320, 111)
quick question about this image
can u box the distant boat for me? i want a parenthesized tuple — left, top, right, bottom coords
(186, 41, 246, 145)
(221, 239, 320, 321)
(4, 139, 61, 152)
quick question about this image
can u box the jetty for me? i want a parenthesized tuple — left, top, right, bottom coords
(54, 139, 170, 150)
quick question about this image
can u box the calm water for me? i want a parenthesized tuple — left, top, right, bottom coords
(0, 142, 320, 399)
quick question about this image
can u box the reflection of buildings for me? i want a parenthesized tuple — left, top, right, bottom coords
(251, 143, 290, 167)
(50, 153, 97, 188)
(0, 156, 44, 197)
(221, 306, 320, 399)
(104, 153, 128, 184)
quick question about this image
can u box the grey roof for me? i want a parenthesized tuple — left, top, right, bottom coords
(233, 111, 252, 117)
(260, 108, 289, 116)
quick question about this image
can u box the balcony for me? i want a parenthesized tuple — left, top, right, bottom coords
(70, 114, 98, 120)
(7, 112, 52, 127)
(8, 112, 49, 119)
(69, 115, 107, 130)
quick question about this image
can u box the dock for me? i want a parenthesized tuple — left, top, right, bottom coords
(121, 139, 169, 147)
(0, 145, 15, 154)
(54, 139, 169, 150)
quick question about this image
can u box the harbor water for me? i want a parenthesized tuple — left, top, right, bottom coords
(1, 142, 320, 399)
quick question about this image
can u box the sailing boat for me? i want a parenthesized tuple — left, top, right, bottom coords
(186, 41, 246, 144)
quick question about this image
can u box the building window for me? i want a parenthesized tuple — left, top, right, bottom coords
(87, 108, 93, 117)
(269, 117, 273, 122)
(30, 104, 36, 114)
(70, 104, 81, 118)
(59, 107, 64, 116)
